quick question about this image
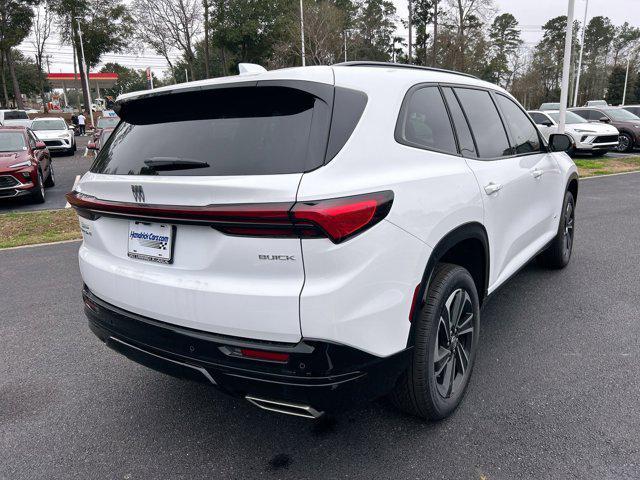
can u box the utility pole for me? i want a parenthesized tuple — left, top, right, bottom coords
(299, 0, 306, 66)
(408, 0, 413, 64)
(76, 18, 94, 130)
(344, 31, 347, 62)
(573, 0, 588, 107)
(558, 0, 575, 134)
(623, 57, 631, 106)
(432, 0, 439, 67)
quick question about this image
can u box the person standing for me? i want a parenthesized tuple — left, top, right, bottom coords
(77, 112, 86, 135)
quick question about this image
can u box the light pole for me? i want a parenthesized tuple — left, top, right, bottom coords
(299, 0, 306, 66)
(573, 0, 588, 107)
(558, 0, 576, 134)
(75, 17, 94, 130)
(408, 0, 413, 64)
(623, 57, 631, 106)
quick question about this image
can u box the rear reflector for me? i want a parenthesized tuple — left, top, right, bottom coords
(239, 348, 290, 363)
(66, 190, 393, 243)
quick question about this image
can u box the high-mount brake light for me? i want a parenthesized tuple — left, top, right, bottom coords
(65, 190, 394, 243)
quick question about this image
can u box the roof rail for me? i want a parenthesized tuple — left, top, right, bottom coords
(334, 61, 479, 80)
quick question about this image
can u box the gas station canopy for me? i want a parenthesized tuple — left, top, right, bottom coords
(47, 72, 118, 90)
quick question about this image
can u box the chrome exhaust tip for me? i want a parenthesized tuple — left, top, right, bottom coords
(246, 395, 323, 419)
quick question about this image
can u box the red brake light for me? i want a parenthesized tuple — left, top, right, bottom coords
(292, 191, 394, 243)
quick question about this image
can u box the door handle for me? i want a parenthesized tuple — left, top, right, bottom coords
(484, 182, 503, 195)
(531, 168, 544, 178)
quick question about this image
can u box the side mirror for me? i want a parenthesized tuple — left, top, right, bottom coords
(35, 141, 47, 150)
(69, 125, 75, 130)
(549, 133, 573, 153)
(599, 116, 610, 123)
(542, 121, 554, 127)
(87, 142, 98, 150)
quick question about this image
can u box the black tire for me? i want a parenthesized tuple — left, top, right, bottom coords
(391, 263, 480, 420)
(31, 170, 46, 204)
(538, 190, 575, 269)
(616, 133, 633, 153)
(44, 162, 55, 187)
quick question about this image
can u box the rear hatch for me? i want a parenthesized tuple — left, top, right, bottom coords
(73, 77, 334, 342)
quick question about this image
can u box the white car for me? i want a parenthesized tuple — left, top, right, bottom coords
(68, 62, 578, 420)
(0, 109, 31, 128)
(529, 110, 619, 156)
(30, 117, 76, 156)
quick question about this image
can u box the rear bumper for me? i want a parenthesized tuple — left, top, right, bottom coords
(83, 286, 411, 414)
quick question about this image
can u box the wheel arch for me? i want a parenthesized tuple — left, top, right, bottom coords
(566, 172, 579, 205)
(408, 222, 489, 346)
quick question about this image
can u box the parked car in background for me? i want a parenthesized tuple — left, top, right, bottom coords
(0, 126, 53, 203)
(621, 105, 640, 117)
(0, 109, 31, 128)
(584, 100, 608, 107)
(87, 127, 114, 154)
(529, 110, 619, 156)
(539, 102, 560, 111)
(30, 117, 76, 156)
(68, 62, 578, 421)
(91, 114, 120, 143)
(570, 106, 640, 152)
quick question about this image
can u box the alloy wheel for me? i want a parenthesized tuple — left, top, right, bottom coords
(617, 135, 630, 152)
(434, 288, 475, 399)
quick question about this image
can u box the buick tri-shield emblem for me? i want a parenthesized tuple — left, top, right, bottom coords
(131, 185, 145, 203)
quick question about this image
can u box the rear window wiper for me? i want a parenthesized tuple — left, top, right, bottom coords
(143, 157, 210, 171)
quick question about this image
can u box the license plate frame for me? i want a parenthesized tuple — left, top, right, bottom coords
(127, 220, 175, 264)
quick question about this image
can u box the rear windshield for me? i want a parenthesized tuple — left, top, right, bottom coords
(91, 86, 331, 176)
(4, 111, 28, 120)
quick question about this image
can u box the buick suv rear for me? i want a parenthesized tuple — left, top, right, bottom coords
(69, 63, 578, 420)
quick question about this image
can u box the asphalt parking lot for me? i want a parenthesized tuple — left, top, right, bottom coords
(0, 136, 93, 213)
(1, 172, 639, 480)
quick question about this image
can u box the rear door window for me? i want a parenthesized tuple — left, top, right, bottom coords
(4, 111, 28, 120)
(442, 87, 476, 158)
(91, 85, 332, 176)
(494, 94, 542, 154)
(396, 86, 457, 154)
(454, 88, 511, 159)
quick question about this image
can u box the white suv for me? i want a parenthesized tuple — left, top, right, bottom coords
(68, 62, 578, 420)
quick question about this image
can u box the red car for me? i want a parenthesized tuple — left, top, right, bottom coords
(0, 126, 54, 203)
(87, 127, 115, 153)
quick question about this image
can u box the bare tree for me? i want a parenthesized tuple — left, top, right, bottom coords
(30, 1, 53, 111)
(448, 0, 495, 70)
(133, 0, 202, 82)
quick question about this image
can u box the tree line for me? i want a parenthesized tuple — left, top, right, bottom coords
(4, 0, 640, 111)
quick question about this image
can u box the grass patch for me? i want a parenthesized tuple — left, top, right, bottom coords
(575, 155, 640, 177)
(0, 208, 81, 249)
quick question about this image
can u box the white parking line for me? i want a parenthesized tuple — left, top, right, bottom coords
(65, 175, 81, 208)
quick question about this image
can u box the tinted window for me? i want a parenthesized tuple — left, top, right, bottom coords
(529, 112, 551, 125)
(397, 86, 457, 154)
(573, 109, 596, 121)
(92, 86, 331, 176)
(604, 108, 640, 121)
(4, 111, 28, 120)
(624, 106, 640, 116)
(495, 95, 541, 154)
(442, 87, 476, 157)
(454, 88, 510, 158)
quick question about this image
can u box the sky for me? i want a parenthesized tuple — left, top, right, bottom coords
(16, 0, 640, 78)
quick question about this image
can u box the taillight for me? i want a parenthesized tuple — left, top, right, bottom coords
(291, 191, 394, 243)
(66, 190, 393, 243)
